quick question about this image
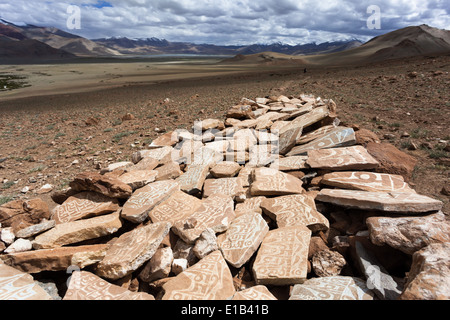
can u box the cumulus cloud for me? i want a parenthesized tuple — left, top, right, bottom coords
(0, 0, 448, 44)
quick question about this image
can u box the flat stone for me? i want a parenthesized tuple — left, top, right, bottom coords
(176, 163, 210, 195)
(139, 247, 174, 282)
(0, 198, 51, 234)
(277, 122, 303, 155)
(311, 249, 346, 277)
(4, 238, 32, 254)
(64, 271, 154, 300)
(161, 250, 235, 300)
(290, 105, 333, 129)
(193, 119, 225, 132)
(193, 228, 218, 259)
(306, 146, 379, 170)
(154, 161, 182, 181)
(117, 170, 158, 190)
(15, 220, 55, 239)
(51, 191, 120, 224)
(289, 276, 375, 300)
(366, 212, 450, 254)
(321, 171, 416, 193)
(1, 244, 109, 273)
(250, 167, 304, 196)
(286, 127, 356, 156)
(172, 194, 235, 244)
(204, 140, 230, 153)
(149, 131, 178, 148)
(203, 178, 245, 199)
(261, 194, 329, 232)
(232, 285, 277, 300)
(100, 161, 133, 174)
(129, 157, 159, 171)
(210, 161, 242, 178)
(131, 146, 173, 164)
(295, 125, 336, 145)
(316, 189, 443, 213)
(217, 213, 269, 268)
(400, 243, 450, 300)
(95, 221, 171, 280)
(252, 225, 311, 285)
(0, 263, 53, 300)
(121, 180, 179, 223)
(191, 146, 222, 166)
(148, 190, 202, 225)
(69, 172, 132, 199)
(270, 156, 308, 171)
(234, 196, 266, 217)
(32, 212, 122, 249)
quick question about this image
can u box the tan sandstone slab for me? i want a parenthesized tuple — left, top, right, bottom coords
(1, 244, 109, 273)
(193, 118, 225, 132)
(51, 191, 120, 224)
(149, 131, 178, 148)
(117, 170, 158, 190)
(210, 161, 242, 178)
(33, 211, 122, 250)
(307, 146, 379, 170)
(176, 163, 210, 194)
(161, 250, 235, 300)
(121, 180, 179, 223)
(64, 271, 154, 300)
(95, 221, 171, 280)
(289, 276, 375, 300)
(252, 225, 311, 285)
(295, 124, 336, 145)
(217, 213, 269, 268)
(316, 188, 443, 213)
(203, 178, 245, 199)
(232, 285, 277, 300)
(172, 194, 235, 244)
(261, 194, 329, 232)
(148, 190, 202, 225)
(250, 167, 304, 196)
(321, 171, 416, 193)
(131, 146, 174, 164)
(0, 263, 53, 300)
(154, 161, 182, 181)
(277, 122, 303, 155)
(270, 156, 308, 171)
(290, 105, 332, 129)
(234, 196, 266, 217)
(69, 172, 133, 199)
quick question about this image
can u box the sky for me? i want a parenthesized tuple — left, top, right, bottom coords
(0, 0, 449, 45)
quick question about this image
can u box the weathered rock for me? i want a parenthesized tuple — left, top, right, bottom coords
(203, 177, 245, 199)
(148, 190, 202, 225)
(366, 142, 417, 181)
(95, 221, 171, 280)
(270, 155, 308, 171)
(217, 213, 269, 268)
(139, 247, 174, 282)
(227, 104, 254, 119)
(261, 194, 329, 232)
(232, 285, 277, 300)
(117, 170, 158, 190)
(234, 196, 265, 217)
(317, 189, 443, 213)
(154, 161, 182, 181)
(51, 191, 120, 224)
(193, 119, 225, 132)
(193, 228, 218, 259)
(306, 146, 379, 170)
(161, 250, 235, 300)
(0, 262, 53, 300)
(311, 248, 346, 277)
(176, 163, 210, 194)
(69, 172, 132, 199)
(277, 122, 303, 155)
(129, 157, 159, 171)
(32, 211, 122, 250)
(210, 161, 242, 178)
(173, 239, 198, 267)
(172, 194, 235, 244)
(355, 128, 381, 146)
(321, 171, 416, 193)
(15, 220, 55, 239)
(64, 271, 154, 300)
(400, 243, 450, 300)
(121, 180, 179, 223)
(1, 244, 109, 273)
(295, 124, 336, 145)
(366, 212, 450, 254)
(100, 161, 133, 174)
(252, 225, 311, 285)
(250, 167, 304, 196)
(286, 127, 356, 156)
(1, 227, 15, 245)
(0, 198, 50, 234)
(131, 146, 173, 164)
(289, 276, 375, 300)
(289, 105, 334, 130)
(149, 131, 178, 148)
(308, 236, 329, 259)
(172, 258, 188, 275)
(355, 241, 402, 300)
(4, 239, 32, 254)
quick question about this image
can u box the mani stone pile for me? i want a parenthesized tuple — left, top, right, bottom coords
(1, 94, 449, 301)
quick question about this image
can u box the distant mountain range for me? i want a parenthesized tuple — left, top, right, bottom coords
(0, 18, 449, 64)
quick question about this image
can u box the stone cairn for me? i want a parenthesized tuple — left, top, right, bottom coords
(1, 94, 448, 300)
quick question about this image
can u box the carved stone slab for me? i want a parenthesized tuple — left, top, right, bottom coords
(289, 276, 375, 300)
(95, 221, 171, 280)
(64, 271, 154, 300)
(295, 125, 336, 145)
(321, 171, 416, 193)
(250, 167, 304, 196)
(290, 105, 331, 129)
(306, 146, 379, 170)
(52, 191, 119, 224)
(286, 127, 356, 156)
(261, 194, 329, 232)
(121, 180, 179, 223)
(234, 196, 266, 217)
(277, 122, 303, 155)
(172, 194, 235, 244)
(316, 188, 443, 213)
(176, 163, 210, 194)
(148, 190, 202, 225)
(232, 285, 277, 300)
(117, 170, 158, 190)
(217, 213, 269, 268)
(161, 251, 235, 300)
(203, 178, 245, 199)
(210, 161, 242, 178)
(252, 225, 311, 285)
(132, 146, 173, 164)
(270, 156, 308, 171)
(0, 263, 52, 300)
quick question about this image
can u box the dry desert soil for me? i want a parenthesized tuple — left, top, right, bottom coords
(0, 54, 449, 212)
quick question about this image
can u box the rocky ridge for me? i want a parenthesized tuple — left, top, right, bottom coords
(0, 93, 448, 300)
